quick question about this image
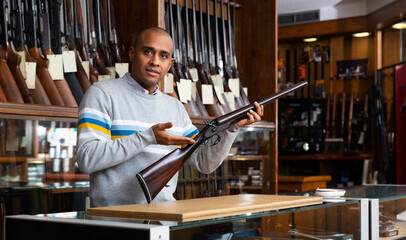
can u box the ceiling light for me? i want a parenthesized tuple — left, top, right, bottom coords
(392, 22, 406, 29)
(352, 32, 370, 38)
(303, 37, 317, 42)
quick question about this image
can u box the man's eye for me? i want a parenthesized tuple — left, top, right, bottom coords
(144, 49, 153, 55)
(160, 53, 168, 59)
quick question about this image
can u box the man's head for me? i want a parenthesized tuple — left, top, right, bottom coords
(129, 27, 174, 94)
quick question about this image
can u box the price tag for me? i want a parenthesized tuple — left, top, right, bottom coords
(115, 63, 129, 78)
(189, 68, 199, 82)
(180, 78, 191, 101)
(25, 62, 37, 89)
(202, 84, 214, 105)
(191, 82, 197, 101)
(243, 87, 248, 97)
(224, 92, 236, 111)
(17, 51, 27, 79)
(176, 81, 188, 103)
(164, 73, 174, 94)
(228, 78, 241, 98)
(107, 67, 116, 80)
(212, 75, 224, 93)
(98, 75, 111, 81)
(81, 61, 90, 79)
(48, 54, 64, 80)
(214, 86, 225, 105)
(62, 50, 77, 73)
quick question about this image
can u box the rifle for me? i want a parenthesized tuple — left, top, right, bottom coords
(73, 0, 99, 84)
(357, 93, 368, 151)
(37, 0, 78, 107)
(49, 0, 84, 104)
(213, 0, 240, 111)
(166, 0, 193, 115)
(0, 0, 24, 103)
(205, 0, 229, 114)
(136, 81, 308, 203)
(0, 1, 29, 103)
(12, 12, 51, 105)
(24, 0, 65, 106)
(94, 0, 114, 76)
(339, 93, 346, 139)
(183, 0, 209, 116)
(345, 92, 354, 152)
(106, 0, 122, 64)
(174, 0, 202, 116)
(63, 0, 93, 92)
(194, 0, 223, 117)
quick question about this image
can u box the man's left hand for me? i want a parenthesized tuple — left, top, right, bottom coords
(236, 102, 264, 127)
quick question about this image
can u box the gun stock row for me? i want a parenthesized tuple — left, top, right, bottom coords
(164, 0, 250, 117)
(0, 0, 125, 106)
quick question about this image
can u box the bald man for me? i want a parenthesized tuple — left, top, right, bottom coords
(76, 27, 263, 207)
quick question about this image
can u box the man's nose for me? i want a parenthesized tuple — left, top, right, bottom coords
(149, 54, 160, 66)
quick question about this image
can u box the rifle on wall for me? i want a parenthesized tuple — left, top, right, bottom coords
(8, 0, 51, 105)
(37, 0, 78, 107)
(24, 0, 66, 106)
(106, 0, 123, 64)
(137, 81, 308, 203)
(1, 0, 25, 103)
(49, 0, 84, 104)
(174, 0, 202, 116)
(183, 0, 209, 116)
(195, 0, 223, 117)
(63, 0, 92, 92)
(73, 0, 99, 84)
(228, 0, 249, 106)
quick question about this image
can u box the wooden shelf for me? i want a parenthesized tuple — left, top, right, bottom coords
(279, 153, 373, 161)
(0, 102, 78, 121)
(226, 155, 269, 161)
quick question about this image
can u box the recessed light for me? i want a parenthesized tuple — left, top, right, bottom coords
(303, 37, 317, 42)
(352, 32, 370, 38)
(392, 22, 406, 29)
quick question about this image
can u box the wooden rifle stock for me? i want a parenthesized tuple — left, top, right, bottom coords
(196, 64, 223, 117)
(28, 47, 65, 106)
(137, 81, 308, 203)
(0, 47, 24, 103)
(6, 45, 34, 104)
(16, 46, 51, 105)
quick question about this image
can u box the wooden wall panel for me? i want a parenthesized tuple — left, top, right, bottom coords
(235, 0, 278, 193)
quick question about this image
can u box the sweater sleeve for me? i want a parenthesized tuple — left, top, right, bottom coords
(75, 85, 157, 174)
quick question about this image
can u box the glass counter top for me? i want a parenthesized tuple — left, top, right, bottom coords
(344, 184, 406, 201)
(33, 199, 359, 231)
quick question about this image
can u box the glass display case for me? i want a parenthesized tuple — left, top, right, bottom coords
(345, 184, 406, 239)
(6, 199, 363, 240)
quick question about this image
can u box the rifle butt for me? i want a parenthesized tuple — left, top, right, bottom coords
(29, 47, 65, 106)
(137, 148, 187, 203)
(64, 72, 84, 105)
(0, 48, 24, 103)
(30, 76, 52, 105)
(42, 49, 78, 107)
(74, 50, 92, 92)
(6, 46, 35, 104)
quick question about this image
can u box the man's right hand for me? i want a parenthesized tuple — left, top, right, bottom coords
(151, 122, 195, 145)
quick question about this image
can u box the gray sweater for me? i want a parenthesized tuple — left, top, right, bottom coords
(76, 73, 239, 207)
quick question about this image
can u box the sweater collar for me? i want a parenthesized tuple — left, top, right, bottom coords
(123, 73, 159, 95)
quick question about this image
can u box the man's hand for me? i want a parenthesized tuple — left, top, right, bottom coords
(236, 102, 264, 127)
(152, 122, 195, 145)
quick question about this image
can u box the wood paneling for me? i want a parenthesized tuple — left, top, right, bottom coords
(235, 0, 278, 193)
(367, 0, 406, 30)
(279, 17, 368, 41)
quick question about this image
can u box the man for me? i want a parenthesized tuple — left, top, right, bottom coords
(76, 27, 263, 207)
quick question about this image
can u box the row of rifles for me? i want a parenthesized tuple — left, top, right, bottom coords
(164, 0, 250, 117)
(0, 0, 123, 106)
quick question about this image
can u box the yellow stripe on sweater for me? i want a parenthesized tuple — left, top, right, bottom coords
(78, 122, 111, 136)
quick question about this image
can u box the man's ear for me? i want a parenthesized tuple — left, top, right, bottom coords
(167, 58, 174, 72)
(128, 46, 135, 61)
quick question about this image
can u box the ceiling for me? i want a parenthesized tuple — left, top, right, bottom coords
(278, 0, 343, 15)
